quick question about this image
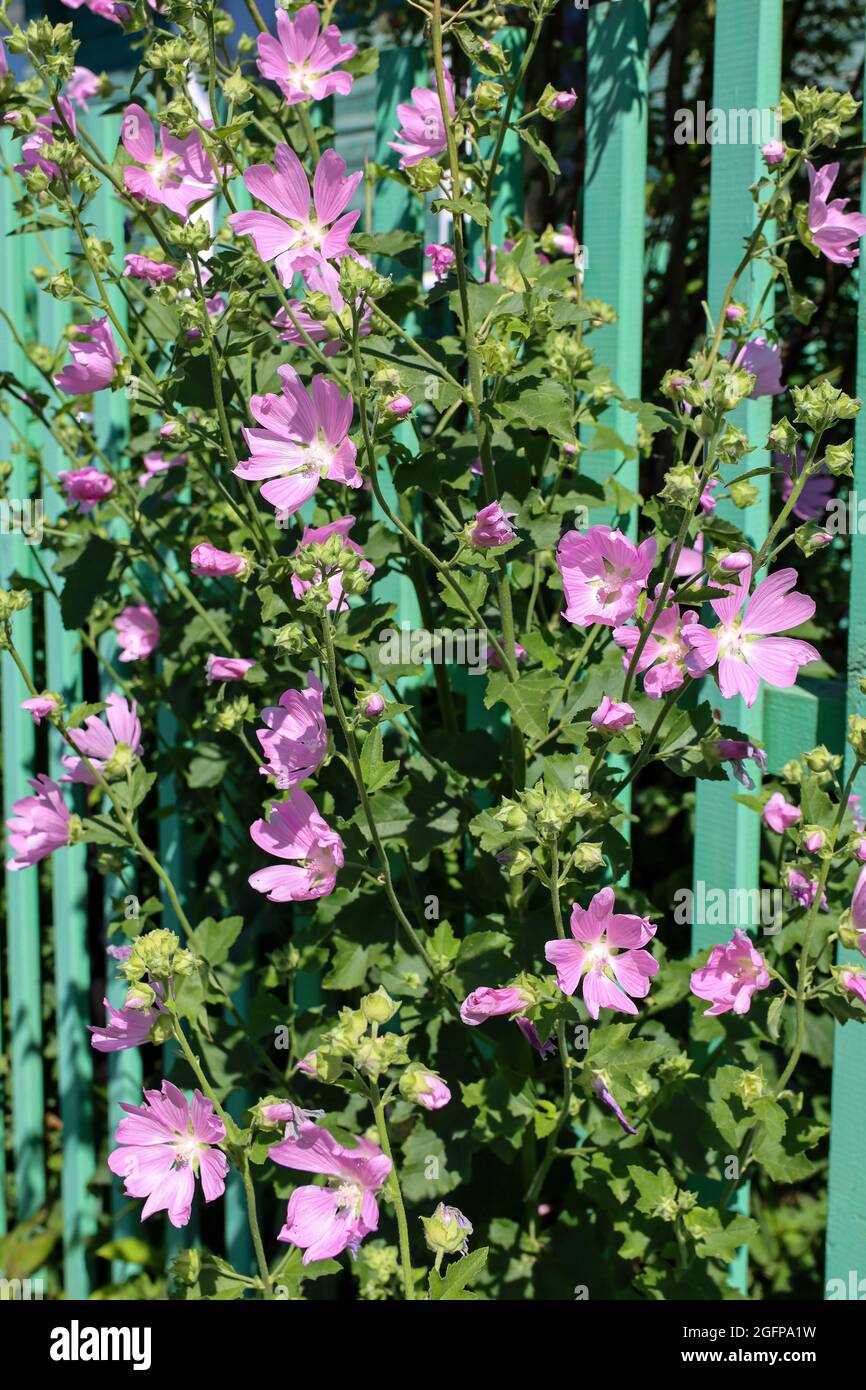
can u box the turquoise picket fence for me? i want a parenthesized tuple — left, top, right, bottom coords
(0, 0, 864, 1297)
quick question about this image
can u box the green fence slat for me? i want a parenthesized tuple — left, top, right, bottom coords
(1, 137, 46, 1223)
(38, 227, 98, 1298)
(583, 0, 649, 535)
(583, 1, 650, 880)
(372, 45, 425, 631)
(692, 0, 783, 1296)
(825, 30, 866, 1291)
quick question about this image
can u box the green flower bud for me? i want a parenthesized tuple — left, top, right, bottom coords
(716, 426, 755, 465)
(780, 759, 803, 785)
(729, 479, 760, 509)
(573, 842, 605, 872)
(102, 740, 138, 780)
(474, 80, 504, 113)
(767, 416, 801, 454)
(407, 157, 443, 193)
(421, 1203, 473, 1257)
(222, 70, 251, 104)
(848, 714, 866, 762)
(804, 743, 842, 775)
(0, 588, 33, 621)
(823, 439, 855, 477)
(659, 463, 700, 508)
(361, 987, 400, 1025)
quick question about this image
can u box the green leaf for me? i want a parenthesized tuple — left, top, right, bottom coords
(190, 915, 244, 967)
(428, 1247, 488, 1300)
(358, 726, 400, 793)
(517, 126, 560, 190)
(187, 743, 229, 789)
(60, 537, 116, 630)
(485, 669, 562, 740)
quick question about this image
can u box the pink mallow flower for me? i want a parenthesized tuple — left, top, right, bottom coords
(270, 1122, 391, 1264)
(248, 786, 343, 902)
(67, 66, 100, 111)
(89, 996, 159, 1053)
(14, 98, 76, 179)
(107, 1081, 228, 1229)
(58, 464, 115, 512)
(471, 501, 517, 548)
(290, 516, 375, 613)
(716, 738, 768, 790)
(840, 969, 866, 1008)
(460, 985, 527, 1025)
(614, 600, 705, 698)
(236, 364, 360, 516)
(558, 524, 657, 628)
(206, 655, 255, 684)
(788, 868, 827, 911)
(762, 791, 801, 833)
(257, 671, 327, 789)
(272, 257, 372, 354)
(138, 451, 186, 488)
(124, 253, 178, 283)
(256, 3, 356, 105)
(230, 145, 362, 285)
(681, 563, 820, 709)
(389, 68, 455, 168)
(61, 693, 143, 785)
(730, 337, 784, 398)
(417, 1074, 451, 1111)
(121, 103, 217, 220)
(592, 1076, 637, 1136)
(775, 445, 834, 522)
(545, 887, 659, 1020)
(190, 542, 249, 578)
(590, 696, 635, 732)
(114, 604, 160, 662)
(6, 775, 72, 871)
(807, 160, 866, 267)
(20, 695, 59, 726)
(54, 317, 121, 395)
(851, 866, 866, 957)
(425, 242, 455, 280)
(690, 928, 770, 1017)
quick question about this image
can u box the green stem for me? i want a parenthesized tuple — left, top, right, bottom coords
(371, 1085, 414, 1300)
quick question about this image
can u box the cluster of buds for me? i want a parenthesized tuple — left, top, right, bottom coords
(210, 694, 252, 733)
(10, 21, 77, 82)
(338, 256, 391, 305)
(313, 990, 409, 1084)
(546, 330, 592, 383)
(170, 218, 214, 253)
(780, 86, 860, 147)
(116, 928, 199, 1008)
(291, 532, 371, 610)
(143, 36, 209, 85)
(490, 783, 598, 881)
(791, 381, 861, 430)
